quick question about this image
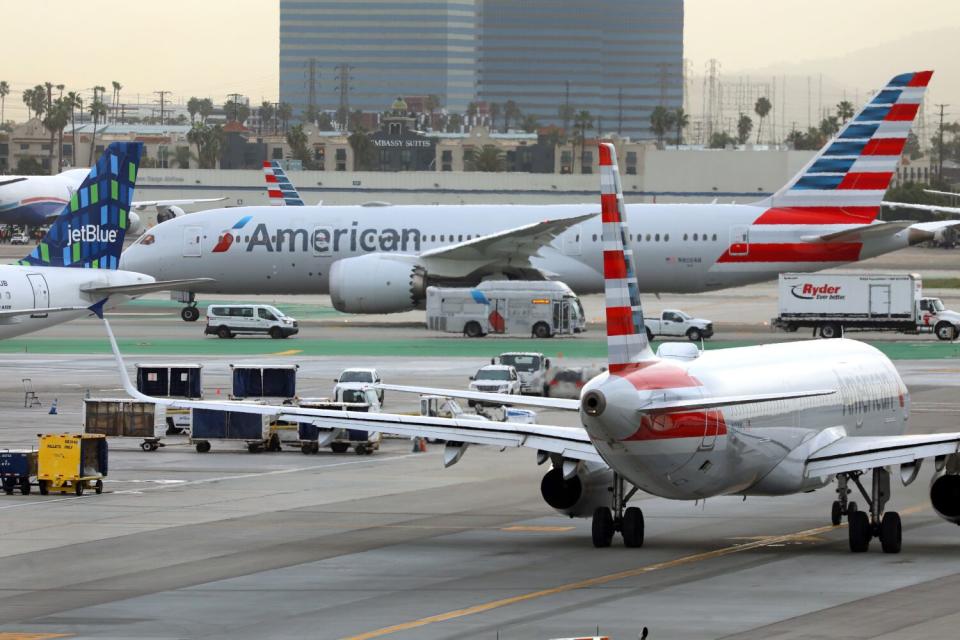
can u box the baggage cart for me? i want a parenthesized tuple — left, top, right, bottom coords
(230, 364, 298, 401)
(297, 399, 381, 455)
(84, 398, 162, 451)
(190, 406, 275, 453)
(37, 433, 107, 496)
(136, 363, 203, 434)
(0, 450, 38, 495)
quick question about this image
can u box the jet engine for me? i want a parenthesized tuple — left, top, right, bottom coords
(540, 461, 613, 518)
(127, 211, 142, 235)
(157, 205, 185, 224)
(930, 474, 960, 525)
(329, 254, 427, 314)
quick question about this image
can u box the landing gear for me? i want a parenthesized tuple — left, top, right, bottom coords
(838, 469, 901, 554)
(591, 473, 642, 548)
(181, 305, 200, 322)
(831, 475, 858, 525)
(178, 291, 200, 322)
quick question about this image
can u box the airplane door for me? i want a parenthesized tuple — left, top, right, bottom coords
(729, 226, 749, 256)
(869, 285, 891, 316)
(183, 226, 203, 257)
(26, 273, 49, 317)
(563, 225, 582, 256)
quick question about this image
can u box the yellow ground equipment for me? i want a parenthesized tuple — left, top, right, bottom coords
(37, 433, 108, 496)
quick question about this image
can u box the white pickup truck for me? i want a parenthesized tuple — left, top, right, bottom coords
(493, 352, 551, 396)
(644, 309, 714, 341)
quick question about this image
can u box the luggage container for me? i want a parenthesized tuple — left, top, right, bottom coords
(297, 398, 381, 455)
(37, 433, 107, 496)
(190, 406, 275, 453)
(84, 398, 161, 451)
(231, 364, 298, 401)
(0, 450, 38, 495)
(136, 363, 203, 434)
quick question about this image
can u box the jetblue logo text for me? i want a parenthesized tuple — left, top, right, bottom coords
(69, 225, 118, 244)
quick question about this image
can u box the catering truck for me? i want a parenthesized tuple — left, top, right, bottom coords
(425, 280, 585, 338)
(772, 273, 960, 340)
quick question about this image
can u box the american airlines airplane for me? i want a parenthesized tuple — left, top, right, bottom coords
(109, 142, 960, 554)
(0, 167, 223, 231)
(1, 142, 209, 339)
(120, 71, 958, 320)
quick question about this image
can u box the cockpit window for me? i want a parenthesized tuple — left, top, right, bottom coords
(135, 234, 155, 246)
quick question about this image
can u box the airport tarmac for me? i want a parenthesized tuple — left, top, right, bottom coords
(0, 352, 960, 639)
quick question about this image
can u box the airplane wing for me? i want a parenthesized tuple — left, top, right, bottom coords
(378, 383, 581, 411)
(0, 306, 86, 319)
(102, 318, 601, 463)
(883, 200, 960, 216)
(131, 198, 227, 210)
(923, 189, 959, 199)
(419, 212, 597, 262)
(80, 277, 215, 297)
(802, 219, 960, 243)
(805, 433, 960, 477)
(0, 177, 27, 188)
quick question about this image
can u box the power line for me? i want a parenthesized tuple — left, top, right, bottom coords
(153, 90, 171, 126)
(936, 103, 950, 181)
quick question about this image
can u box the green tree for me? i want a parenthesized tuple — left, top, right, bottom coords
(519, 114, 539, 133)
(173, 145, 194, 169)
(348, 131, 377, 170)
(709, 131, 737, 149)
(446, 113, 463, 133)
(424, 94, 441, 114)
(65, 91, 82, 166)
(317, 112, 334, 131)
(754, 96, 772, 144)
(286, 124, 318, 169)
(43, 97, 70, 172)
(903, 131, 922, 160)
(111, 81, 122, 123)
(198, 98, 213, 124)
(466, 101, 478, 122)
(15, 156, 45, 175)
(736, 113, 753, 145)
(819, 115, 840, 139)
(836, 100, 855, 124)
(187, 123, 223, 168)
(557, 104, 575, 136)
(0, 81, 9, 125)
(259, 101, 275, 136)
(463, 144, 505, 172)
(187, 97, 201, 124)
(224, 98, 250, 124)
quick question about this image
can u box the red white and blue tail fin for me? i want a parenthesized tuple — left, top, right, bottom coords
(599, 142, 654, 372)
(765, 70, 933, 220)
(263, 160, 304, 206)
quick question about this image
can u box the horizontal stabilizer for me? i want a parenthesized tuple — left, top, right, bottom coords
(806, 433, 960, 476)
(642, 389, 835, 414)
(132, 197, 227, 210)
(81, 277, 215, 296)
(883, 200, 960, 217)
(802, 221, 913, 243)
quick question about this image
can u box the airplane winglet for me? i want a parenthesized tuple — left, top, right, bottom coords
(103, 317, 155, 403)
(88, 298, 107, 319)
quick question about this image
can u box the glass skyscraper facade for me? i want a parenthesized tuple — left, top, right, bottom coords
(279, 0, 683, 138)
(279, 0, 479, 115)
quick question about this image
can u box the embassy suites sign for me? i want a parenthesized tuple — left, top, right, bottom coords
(370, 137, 434, 149)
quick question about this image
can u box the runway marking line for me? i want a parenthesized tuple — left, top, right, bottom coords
(343, 502, 932, 640)
(500, 525, 575, 533)
(0, 635, 71, 640)
(272, 349, 303, 356)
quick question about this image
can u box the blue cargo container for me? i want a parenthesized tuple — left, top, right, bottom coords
(231, 365, 298, 399)
(190, 408, 270, 453)
(0, 450, 37, 495)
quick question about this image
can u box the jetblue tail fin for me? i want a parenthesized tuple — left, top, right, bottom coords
(765, 70, 932, 220)
(19, 142, 142, 269)
(263, 160, 304, 206)
(598, 142, 654, 372)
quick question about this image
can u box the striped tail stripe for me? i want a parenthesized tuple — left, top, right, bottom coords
(598, 142, 653, 372)
(262, 160, 305, 206)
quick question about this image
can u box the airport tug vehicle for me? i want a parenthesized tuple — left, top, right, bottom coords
(37, 433, 107, 496)
(0, 450, 38, 495)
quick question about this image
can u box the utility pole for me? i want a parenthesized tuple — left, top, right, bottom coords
(305, 57, 319, 122)
(563, 80, 570, 133)
(334, 63, 353, 131)
(936, 104, 949, 181)
(226, 92, 243, 122)
(617, 86, 623, 136)
(154, 90, 171, 126)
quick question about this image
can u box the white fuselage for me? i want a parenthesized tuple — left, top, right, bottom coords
(0, 266, 154, 339)
(580, 339, 908, 500)
(119, 203, 914, 298)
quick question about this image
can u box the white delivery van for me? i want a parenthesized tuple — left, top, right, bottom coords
(205, 304, 299, 339)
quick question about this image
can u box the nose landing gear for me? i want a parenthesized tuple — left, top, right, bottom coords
(837, 469, 901, 554)
(592, 473, 643, 548)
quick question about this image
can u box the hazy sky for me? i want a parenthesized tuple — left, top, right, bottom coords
(1, 0, 956, 121)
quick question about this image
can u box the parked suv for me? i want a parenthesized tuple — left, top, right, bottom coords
(467, 364, 521, 406)
(204, 304, 298, 339)
(333, 368, 384, 405)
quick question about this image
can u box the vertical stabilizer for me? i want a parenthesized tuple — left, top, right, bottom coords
(18, 142, 142, 269)
(765, 70, 933, 218)
(598, 142, 654, 372)
(263, 160, 304, 206)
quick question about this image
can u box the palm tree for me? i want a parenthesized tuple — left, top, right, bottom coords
(111, 81, 122, 123)
(44, 98, 70, 172)
(488, 102, 500, 131)
(173, 146, 194, 169)
(649, 106, 671, 148)
(187, 97, 201, 124)
(44, 82, 56, 170)
(259, 101, 275, 136)
(466, 101, 478, 125)
(464, 145, 505, 172)
(836, 100, 855, 124)
(65, 92, 82, 166)
(754, 97, 772, 144)
(673, 107, 689, 148)
(573, 110, 593, 173)
(503, 100, 521, 133)
(277, 103, 293, 133)
(87, 98, 107, 166)
(0, 81, 8, 125)
(198, 98, 213, 124)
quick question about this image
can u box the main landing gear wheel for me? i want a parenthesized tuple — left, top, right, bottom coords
(622, 506, 645, 548)
(840, 469, 901, 554)
(592, 507, 614, 548)
(181, 306, 200, 322)
(831, 500, 843, 526)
